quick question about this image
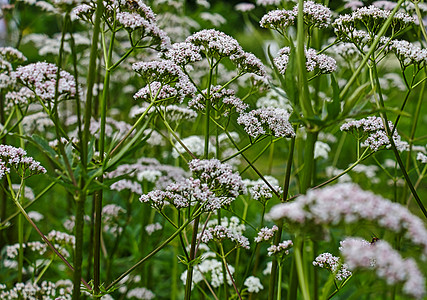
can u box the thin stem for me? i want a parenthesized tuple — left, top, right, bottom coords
(107, 214, 197, 290)
(294, 238, 310, 300)
(276, 262, 283, 300)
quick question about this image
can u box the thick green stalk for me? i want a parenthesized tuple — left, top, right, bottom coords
(276, 262, 283, 300)
(269, 136, 295, 300)
(75, 0, 104, 296)
(294, 238, 310, 300)
(297, 0, 314, 119)
(93, 22, 116, 296)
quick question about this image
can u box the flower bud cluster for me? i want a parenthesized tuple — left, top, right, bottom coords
(0, 280, 73, 299)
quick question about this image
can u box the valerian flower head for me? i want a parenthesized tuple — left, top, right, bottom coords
(293, 0, 332, 28)
(0, 47, 27, 63)
(0, 144, 47, 179)
(237, 107, 295, 138)
(313, 252, 352, 281)
(268, 183, 427, 256)
(198, 225, 250, 249)
(274, 47, 337, 75)
(15, 62, 76, 103)
(132, 60, 196, 103)
(339, 238, 425, 299)
(387, 40, 427, 67)
(267, 240, 293, 256)
(189, 85, 248, 116)
(340, 116, 406, 152)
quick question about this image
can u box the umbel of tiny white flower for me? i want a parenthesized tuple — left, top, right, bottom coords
(237, 107, 295, 138)
(267, 183, 427, 256)
(0, 144, 47, 179)
(132, 60, 196, 103)
(339, 238, 425, 299)
(15, 62, 76, 103)
(313, 252, 352, 281)
(274, 47, 337, 75)
(340, 116, 407, 152)
(140, 159, 245, 212)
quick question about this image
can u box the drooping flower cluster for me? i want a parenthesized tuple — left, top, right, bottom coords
(313, 252, 352, 281)
(268, 183, 427, 256)
(189, 85, 248, 116)
(140, 159, 245, 212)
(0, 144, 47, 179)
(267, 240, 293, 256)
(339, 238, 425, 299)
(133, 60, 196, 103)
(254, 225, 278, 243)
(274, 47, 337, 75)
(340, 116, 406, 152)
(15, 62, 76, 103)
(237, 107, 295, 138)
(198, 224, 250, 249)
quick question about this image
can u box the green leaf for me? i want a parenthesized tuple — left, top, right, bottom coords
(342, 82, 371, 116)
(31, 134, 58, 162)
(326, 74, 341, 121)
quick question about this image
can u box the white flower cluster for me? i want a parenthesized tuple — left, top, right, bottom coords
(145, 222, 162, 235)
(339, 238, 425, 299)
(388, 40, 427, 67)
(267, 240, 293, 256)
(0, 59, 15, 90)
(254, 225, 278, 243)
(260, 1, 331, 32)
(313, 252, 352, 281)
(243, 276, 264, 293)
(5, 87, 35, 107)
(235, 3, 255, 12)
(0, 144, 47, 179)
(140, 159, 244, 212)
(198, 224, 250, 249)
(126, 287, 156, 299)
(0, 280, 73, 299)
(244, 176, 283, 202)
(333, 5, 415, 38)
(186, 29, 242, 58)
(340, 116, 406, 152)
(180, 258, 235, 289)
(47, 230, 75, 246)
(162, 42, 203, 65)
(0, 47, 27, 63)
(15, 62, 76, 103)
(205, 216, 246, 236)
(256, 0, 282, 6)
(274, 47, 336, 75)
(417, 152, 427, 164)
(133, 60, 196, 103)
(171, 135, 214, 159)
(189, 85, 248, 116)
(237, 107, 295, 138)
(268, 183, 427, 256)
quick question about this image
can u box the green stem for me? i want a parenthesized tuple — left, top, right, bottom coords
(295, 238, 310, 300)
(184, 215, 201, 300)
(107, 214, 197, 290)
(269, 136, 295, 300)
(371, 63, 427, 218)
(339, 0, 405, 100)
(276, 262, 283, 300)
